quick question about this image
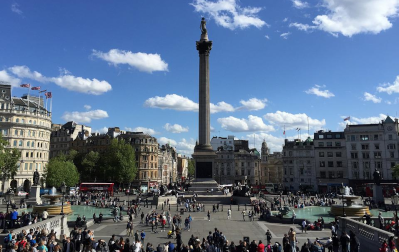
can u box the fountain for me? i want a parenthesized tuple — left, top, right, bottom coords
(330, 185, 370, 217)
(32, 186, 73, 215)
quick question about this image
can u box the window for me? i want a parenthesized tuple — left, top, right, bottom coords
(388, 144, 396, 149)
(327, 152, 333, 157)
(300, 168, 304, 175)
(13, 140, 17, 146)
(327, 142, 332, 147)
(336, 152, 342, 157)
(350, 135, 356, 141)
(320, 161, 325, 167)
(374, 152, 382, 158)
(337, 171, 343, 178)
(360, 135, 369, 141)
(241, 169, 244, 176)
(14, 129, 18, 136)
(337, 161, 343, 167)
(15, 118, 19, 123)
(318, 142, 324, 147)
(24, 163, 28, 170)
(319, 135, 324, 139)
(390, 152, 395, 158)
(389, 134, 393, 140)
(353, 162, 359, 168)
(351, 152, 358, 159)
(335, 142, 341, 147)
(227, 167, 230, 175)
(364, 162, 370, 169)
(362, 152, 370, 159)
(328, 161, 334, 167)
(392, 162, 396, 168)
(247, 169, 250, 176)
(320, 171, 326, 178)
(361, 144, 369, 150)
(351, 144, 356, 150)
(375, 162, 382, 169)
(18, 140, 23, 146)
(30, 152, 33, 158)
(319, 152, 324, 157)
(29, 163, 33, 170)
(336, 134, 341, 138)
(328, 171, 334, 179)
(25, 152, 28, 158)
(375, 144, 380, 150)
(327, 135, 332, 139)
(289, 151, 293, 157)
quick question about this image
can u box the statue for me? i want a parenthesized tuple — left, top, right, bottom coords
(33, 169, 40, 186)
(373, 168, 381, 186)
(200, 17, 207, 35)
(344, 186, 350, 196)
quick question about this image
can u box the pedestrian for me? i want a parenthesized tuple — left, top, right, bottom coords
(207, 210, 211, 221)
(288, 228, 296, 252)
(265, 230, 272, 244)
(227, 209, 231, 220)
(349, 231, 359, 252)
(126, 221, 133, 237)
(242, 210, 246, 221)
(379, 212, 385, 230)
(301, 220, 307, 233)
(340, 232, 349, 252)
(140, 230, 146, 244)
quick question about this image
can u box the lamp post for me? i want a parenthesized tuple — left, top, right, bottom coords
(2, 189, 14, 233)
(392, 194, 399, 235)
(60, 181, 66, 215)
(340, 186, 346, 217)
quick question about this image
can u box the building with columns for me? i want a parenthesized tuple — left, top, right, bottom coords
(0, 84, 51, 191)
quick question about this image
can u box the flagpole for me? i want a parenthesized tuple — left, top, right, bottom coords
(50, 97, 52, 114)
(27, 87, 30, 113)
(38, 91, 40, 116)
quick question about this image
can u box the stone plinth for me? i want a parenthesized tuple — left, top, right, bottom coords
(26, 185, 42, 205)
(373, 185, 384, 204)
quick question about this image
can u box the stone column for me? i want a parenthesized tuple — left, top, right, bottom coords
(195, 37, 213, 151)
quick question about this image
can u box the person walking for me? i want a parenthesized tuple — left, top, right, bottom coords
(349, 231, 359, 252)
(379, 212, 385, 230)
(227, 209, 231, 220)
(242, 210, 246, 221)
(340, 232, 349, 252)
(207, 210, 211, 221)
(265, 230, 272, 244)
(301, 220, 307, 234)
(126, 221, 133, 237)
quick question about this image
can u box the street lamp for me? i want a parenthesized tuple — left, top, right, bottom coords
(2, 189, 14, 233)
(60, 181, 66, 215)
(392, 194, 399, 235)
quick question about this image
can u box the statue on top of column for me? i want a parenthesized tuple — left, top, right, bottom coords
(200, 17, 207, 35)
(373, 168, 381, 186)
(33, 169, 40, 186)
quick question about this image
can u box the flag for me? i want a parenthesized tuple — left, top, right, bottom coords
(344, 116, 350, 121)
(20, 84, 30, 88)
(283, 125, 285, 135)
(39, 89, 47, 93)
(45, 92, 52, 98)
(31, 86, 41, 90)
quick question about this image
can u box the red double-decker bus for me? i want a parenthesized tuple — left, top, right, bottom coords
(79, 183, 114, 196)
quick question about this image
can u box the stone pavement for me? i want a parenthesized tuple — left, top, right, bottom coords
(87, 204, 332, 247)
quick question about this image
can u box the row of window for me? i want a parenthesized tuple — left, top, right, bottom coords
(319, 161, 343, 167)
(140, 171, 158, 179)
(318, 142, 342, 147)
(1, 128, 49, 138)
(17, 162, 43, 171)
(12, 140, 48, 149)
(347, 134, 395, 142)
(319, 171, 344, 179)
(318, 134, 342, 139)
(215, 167, 252, 176)
(350, 151, 396, 159)
(351, 161, 395, 169)
(24, 151, 47, 159)
(318, 151, 342, 157)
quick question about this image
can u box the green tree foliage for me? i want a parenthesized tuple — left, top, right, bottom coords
(81, 151, 100, 181)
(100, 139, 137, 184)
(0, 133, 21, 192)
(392, 164, 399, 179)
(44, 155, 80, 187)
(187, 159, 195, 177)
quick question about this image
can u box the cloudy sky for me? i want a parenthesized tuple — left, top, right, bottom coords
(1, 0, 399, 155)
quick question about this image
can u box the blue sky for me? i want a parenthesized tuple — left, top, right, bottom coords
(1, 0, 399, 155)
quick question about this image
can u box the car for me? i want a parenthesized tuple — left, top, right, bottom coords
(18, 191, 29, 196)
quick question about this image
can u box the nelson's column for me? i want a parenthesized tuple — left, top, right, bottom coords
(192, 18, 217, 181)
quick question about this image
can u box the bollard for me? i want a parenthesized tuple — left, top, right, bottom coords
(222, 205, 223, 211)
(177, 204, 179, 211)
(169, 204, 171, 211)
(156, 203, 157, 209)
(238, 204, 240, 211)
(162, 203, 164, 210)
(245, 204, 247, 210)
(230, 204, 232, 210)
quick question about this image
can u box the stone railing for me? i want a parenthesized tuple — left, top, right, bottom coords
(351, 216, 396, 229)
(0, 215, 69, 244)
(339, 217, 395, 252)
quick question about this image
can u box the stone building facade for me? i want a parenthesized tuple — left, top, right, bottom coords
(282, 138, 315, 192)
(0, 84, 51, 191)
(158, 144, 176, 184)
(314, 130, 348, 193)
(177, 154, 189, 182)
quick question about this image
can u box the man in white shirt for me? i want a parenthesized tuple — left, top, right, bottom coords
(301, 220, 307, 233)
(134, 240, 142, 252)
(42, 209, 49, 220)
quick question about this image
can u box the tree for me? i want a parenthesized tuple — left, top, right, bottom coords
(187, 159, 195, 178)
(44, 155, 80, 187)
(0, 133, 21, 193)
(100, 139, 137, 184)
(392, 164, 399, 179)
(81, 151, 100, 181)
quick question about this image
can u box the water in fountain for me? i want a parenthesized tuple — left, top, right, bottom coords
(51, 187, 57, 195)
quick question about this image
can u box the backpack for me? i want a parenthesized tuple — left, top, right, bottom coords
(4, 236, 9, 244)
(266, 244, 272, 252)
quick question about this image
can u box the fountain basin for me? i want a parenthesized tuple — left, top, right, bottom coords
(330, 204, 371, 217)
(32, 202, 73, 215)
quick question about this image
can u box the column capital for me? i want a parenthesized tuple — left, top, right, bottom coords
(196, 40, 212, 55)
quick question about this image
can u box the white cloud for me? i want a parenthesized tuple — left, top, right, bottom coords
(238, 98, 267, 111)
(264, 111, 326, 130)
(0, 70, 21, 87)
(176, 138, 196, 156)
(305, 85, 335, 98)
(280, 32, 291, 39)
(61, 109, 109, 124)
(217, 115, 275, 132)
(94, 127, 108, 134)
(92, 49, 168, 73)
(295, 0, 399, 37)
(164, 123, 189, 133)
(144, 94, 198, 112)
(265, 35, 270, 40)
(158, 137, 177, 146)
(210, 126, 215, 132)
(283, 18, 288, 22)
(7, 65, 112, 95)
(210, 101, 235, 113)
(289, 22, 315, 31)
(292, 0, 309, 9)
(125, 127, 159, 135)
(363, 92, 382, 103)
(191, 0, 268, 30)
(338, 114, 387, 129)
(377, 76, 399, 94)
(144, 94, 235, 114)
(84, 105, 92, 110)
(11, 3, 22, 15)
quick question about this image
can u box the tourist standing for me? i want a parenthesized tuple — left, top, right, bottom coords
(379, 212, 385, 230)
(227, 209, 231, 220)
(242, 210, 246, 221)
(340, 232, 349, 252)
(265, 230, 272, 244)
(126, 221, 133, 237)
(288, 228, 296, 252)
(349, 231, 359, 252)
(301, 220, 307, 233)
(207, 210, 211, 221)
